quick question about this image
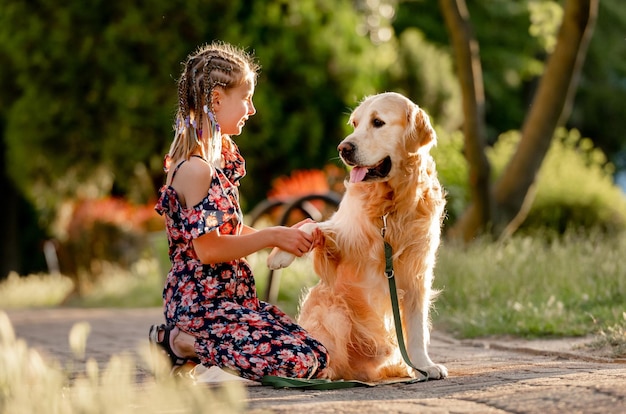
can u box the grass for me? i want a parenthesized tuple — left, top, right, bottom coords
(62, 259, 165, 308)
(587, 321, 626, 358)
(0, 272, 74, 308)
(1, 230, 624, 353)
(432, 231, 626, 342)
(1, 230, 625, 412)
(0, 312, 246, 413)
(252, 231, 626, 358)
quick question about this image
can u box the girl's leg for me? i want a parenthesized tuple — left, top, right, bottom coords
(193, 302, 329, 381)
(154, 323, 198, 359)
(259, 301, 329, 374)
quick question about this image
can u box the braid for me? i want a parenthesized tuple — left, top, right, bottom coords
(202, 56, 214, 115)
(177, 72, 188, 128)
(191, 66, 200, 130)
(166, 41, 260, 169)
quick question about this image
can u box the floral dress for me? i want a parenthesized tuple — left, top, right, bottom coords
(155, 144, 328, 381)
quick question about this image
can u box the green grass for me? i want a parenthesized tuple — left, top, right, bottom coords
(62, 259, 165, 308)
(247, 251, 320, 317)
(249, 230, 626, 346)
(1, 231, 624, 356)
(1, 230, 625, 412)
(432, 230, 626, 342)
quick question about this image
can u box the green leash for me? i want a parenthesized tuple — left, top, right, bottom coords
(262, 214, 429, 389)
(384, 241, 430, 381)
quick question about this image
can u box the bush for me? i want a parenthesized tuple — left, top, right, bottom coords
(53, 197, 163, 296)
(431, 129, 470, 226)
(435, 126, 626, 233)
(488, 128, 626, 233)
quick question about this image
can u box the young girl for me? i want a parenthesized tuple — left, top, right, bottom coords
(149, 42, 328, 382)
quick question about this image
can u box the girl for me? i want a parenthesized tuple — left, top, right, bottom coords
(149, 42, 328, 382)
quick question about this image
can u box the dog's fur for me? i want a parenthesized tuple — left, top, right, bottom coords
(267, 92, 447, 381)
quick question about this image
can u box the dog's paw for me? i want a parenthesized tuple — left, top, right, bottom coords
(267, 248, 296, 270)
(414, 364, 448, 380)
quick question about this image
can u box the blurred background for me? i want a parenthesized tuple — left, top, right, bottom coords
(0, 0, 624, 340)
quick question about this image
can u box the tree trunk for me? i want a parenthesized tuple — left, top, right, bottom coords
(492, 0, 598, 238)
(446, 0, 599, 241)
(439, 0, 492, 242)
(0, 141, 20, 279)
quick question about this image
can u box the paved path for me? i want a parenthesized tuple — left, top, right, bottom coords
(5, 307, 626, 413)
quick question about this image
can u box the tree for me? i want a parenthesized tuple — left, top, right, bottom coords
(440, 0, 599, 241)
(438, 0, 492, 239)
(569, 0, 626, 165)
(0, 0, 388, 275)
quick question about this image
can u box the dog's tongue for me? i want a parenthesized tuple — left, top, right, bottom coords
(349, 167, 368, 183)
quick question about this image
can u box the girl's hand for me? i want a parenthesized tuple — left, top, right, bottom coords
(291, 218, 315, 229)
(273, 224, 314, 257)
(291, 219, 324, 250)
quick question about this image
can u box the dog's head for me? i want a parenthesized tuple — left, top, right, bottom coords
(339, 92, 436, 183)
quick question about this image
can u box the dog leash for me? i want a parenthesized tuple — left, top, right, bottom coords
(261, 215, 430, 389)
(381, 213, 430, 381)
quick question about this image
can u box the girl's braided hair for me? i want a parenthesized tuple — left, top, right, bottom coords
(166, 41, 259, 169)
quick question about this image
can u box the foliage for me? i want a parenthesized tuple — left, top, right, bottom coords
(425, 124, 626, 234)
(0, 0, 389, 228)
(487, 128, 626, 233)
(433, 230, 626, 340)
(0, 259, 164, 309)
(232, 0, 393, 209)
(383, 28, 463, 131)
(54, 197, 162, 287)
(431, 129, 469, 225)
(570, 0, 626, 162)
(0, 0, 183, 225)
(1, 0, 625, 286)
(396, 0, 626, 163)
(62, 260, 164, 308)
(587, 319, 626, 358)
(394, 0, 548, 142)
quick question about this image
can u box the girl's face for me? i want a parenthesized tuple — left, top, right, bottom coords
(213, 73, 256, 136)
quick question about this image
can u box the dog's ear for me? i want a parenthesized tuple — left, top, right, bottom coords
(407, 105, 437, 151)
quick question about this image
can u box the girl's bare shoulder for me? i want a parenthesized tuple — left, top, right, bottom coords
(170, 157, 214, 207)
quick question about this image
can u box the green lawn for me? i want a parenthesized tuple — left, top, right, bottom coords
(1, 230, 624, 412)
(1, 231, 624, 355)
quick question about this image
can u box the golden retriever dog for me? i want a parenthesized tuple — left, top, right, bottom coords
(267, 92, 447, 382)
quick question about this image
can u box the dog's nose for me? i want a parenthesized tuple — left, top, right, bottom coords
(338, 141, 355, 160)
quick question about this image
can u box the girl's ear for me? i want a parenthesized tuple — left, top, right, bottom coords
(210, 89, 221, 110)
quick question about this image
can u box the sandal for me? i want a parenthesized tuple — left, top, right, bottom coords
(148, 324, 201, 372)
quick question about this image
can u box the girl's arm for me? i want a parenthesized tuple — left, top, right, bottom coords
(192, 225, 314, 264)
(173, 159, 314, 264)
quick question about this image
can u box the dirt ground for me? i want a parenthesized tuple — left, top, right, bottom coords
(6, 307, 626, 414)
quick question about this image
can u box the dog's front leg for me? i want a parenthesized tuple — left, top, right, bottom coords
(267, 222, 319, 269)
(405, 291, 448, 380)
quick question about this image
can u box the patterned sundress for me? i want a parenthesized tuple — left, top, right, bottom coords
(155, 144, 328, 381)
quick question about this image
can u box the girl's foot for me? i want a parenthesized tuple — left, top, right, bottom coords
(148, 324, 200, 372)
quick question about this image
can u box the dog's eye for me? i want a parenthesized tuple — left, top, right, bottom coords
(372, 118, 385, 128)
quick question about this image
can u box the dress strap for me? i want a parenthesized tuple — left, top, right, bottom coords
(168, 155, 207, 186)
(168, 160, 186, 186)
